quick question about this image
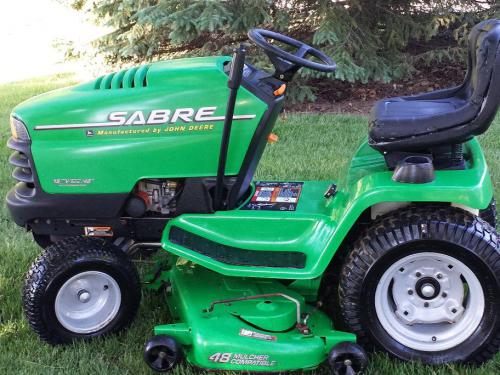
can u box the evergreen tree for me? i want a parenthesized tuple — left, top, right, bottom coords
(69, 0, 499, 100)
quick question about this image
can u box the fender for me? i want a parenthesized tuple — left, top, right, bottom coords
(161, 138, 494, 279)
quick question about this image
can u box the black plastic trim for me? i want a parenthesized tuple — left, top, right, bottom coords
(169, 226, 306, 268)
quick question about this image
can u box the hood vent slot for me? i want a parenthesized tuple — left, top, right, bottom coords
(94, 64, 151, 90)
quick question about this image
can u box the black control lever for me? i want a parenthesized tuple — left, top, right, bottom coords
(214, 45, 246, 211)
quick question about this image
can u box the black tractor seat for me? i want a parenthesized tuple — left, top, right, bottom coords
(369, 19, 500, 169)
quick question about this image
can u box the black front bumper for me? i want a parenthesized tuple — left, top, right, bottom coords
(6, 137, 128, 227)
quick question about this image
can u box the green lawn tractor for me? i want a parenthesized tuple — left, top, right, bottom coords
(7, 20, 500, 374)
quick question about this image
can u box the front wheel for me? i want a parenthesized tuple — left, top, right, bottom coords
(23, 236, 141, 345)
(339, 207, 499, 364)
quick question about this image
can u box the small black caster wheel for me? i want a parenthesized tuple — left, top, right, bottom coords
(328, 342, 368, 375)
(144, 335, 181, 372)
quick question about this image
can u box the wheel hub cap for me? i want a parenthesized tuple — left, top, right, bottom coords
(55, 271, 121, 334)
(392, 258, 465, 325)
(375, 252, 485, 351)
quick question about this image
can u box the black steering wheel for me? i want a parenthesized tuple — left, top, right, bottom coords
(248, 28, 336, 81)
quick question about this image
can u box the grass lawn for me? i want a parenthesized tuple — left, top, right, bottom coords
(0, 76, 498, 374)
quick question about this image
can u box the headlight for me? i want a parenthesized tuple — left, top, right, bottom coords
(10, 116, 30, 141)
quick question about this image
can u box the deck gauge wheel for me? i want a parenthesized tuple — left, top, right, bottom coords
(328, 342, 368, 375)
(144, 335, 182, 372)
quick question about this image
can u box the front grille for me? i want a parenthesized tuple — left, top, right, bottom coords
(169, 226, 307, 269)
(8, 151, 29, 168)
(7, 137, 36, 191)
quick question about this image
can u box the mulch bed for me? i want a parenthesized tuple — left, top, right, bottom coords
(293, 61, 466, 115)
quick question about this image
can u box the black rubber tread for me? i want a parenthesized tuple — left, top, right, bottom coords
(338, 206, 500, 365)
(23, 236, 141, 345)
(319, 216, 371, 331)
(480, 198, 497, 229)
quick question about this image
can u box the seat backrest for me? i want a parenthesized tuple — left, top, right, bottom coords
(462, 19, 500, 135)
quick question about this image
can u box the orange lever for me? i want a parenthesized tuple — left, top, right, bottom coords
(273, 84, 286, 96)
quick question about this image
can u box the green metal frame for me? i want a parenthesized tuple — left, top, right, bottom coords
(161, 138, 493, 280)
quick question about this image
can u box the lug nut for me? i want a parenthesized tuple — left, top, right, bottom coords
(432, 336, 437, 342)
(416, 272, 422, 277)
(442, 292, 447, 298)
(437, 273, 443, 279)
(424, 302, 429, 308)
(408, 289, 413, 295)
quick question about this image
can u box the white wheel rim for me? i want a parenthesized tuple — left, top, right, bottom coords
(55, 271, 121, 334)
(375, 252, 484, 352)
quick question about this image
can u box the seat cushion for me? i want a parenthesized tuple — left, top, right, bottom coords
(369, 96, 475, 142)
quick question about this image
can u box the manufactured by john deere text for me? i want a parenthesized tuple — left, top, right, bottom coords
(7, 20, 500, 374)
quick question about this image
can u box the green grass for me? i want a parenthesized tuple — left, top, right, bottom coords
(0, 75, 498, 374)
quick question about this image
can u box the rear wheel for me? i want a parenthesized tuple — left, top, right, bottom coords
(339, 207, 499, 364)
(23, 236, 141, 345)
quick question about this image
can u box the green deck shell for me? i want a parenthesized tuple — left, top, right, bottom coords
(153, 262, 356, 371)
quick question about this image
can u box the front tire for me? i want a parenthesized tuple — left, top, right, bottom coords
(339, 207, 499, 364)
(23, 236, 141, 345)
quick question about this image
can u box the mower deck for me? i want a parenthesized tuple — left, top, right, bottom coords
(151, 262, 355, 371)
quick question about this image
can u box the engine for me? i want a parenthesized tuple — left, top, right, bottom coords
(125, 179, 180, 217)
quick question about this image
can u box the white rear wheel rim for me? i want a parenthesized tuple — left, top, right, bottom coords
(55, 271, 121, 334)
(375, 252, 484, 352)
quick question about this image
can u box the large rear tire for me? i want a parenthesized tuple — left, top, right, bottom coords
(339, 207, 499, 365)
(23, 236, 141, 345)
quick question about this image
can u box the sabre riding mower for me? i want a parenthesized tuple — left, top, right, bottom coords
(6, 19, 500, 374)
